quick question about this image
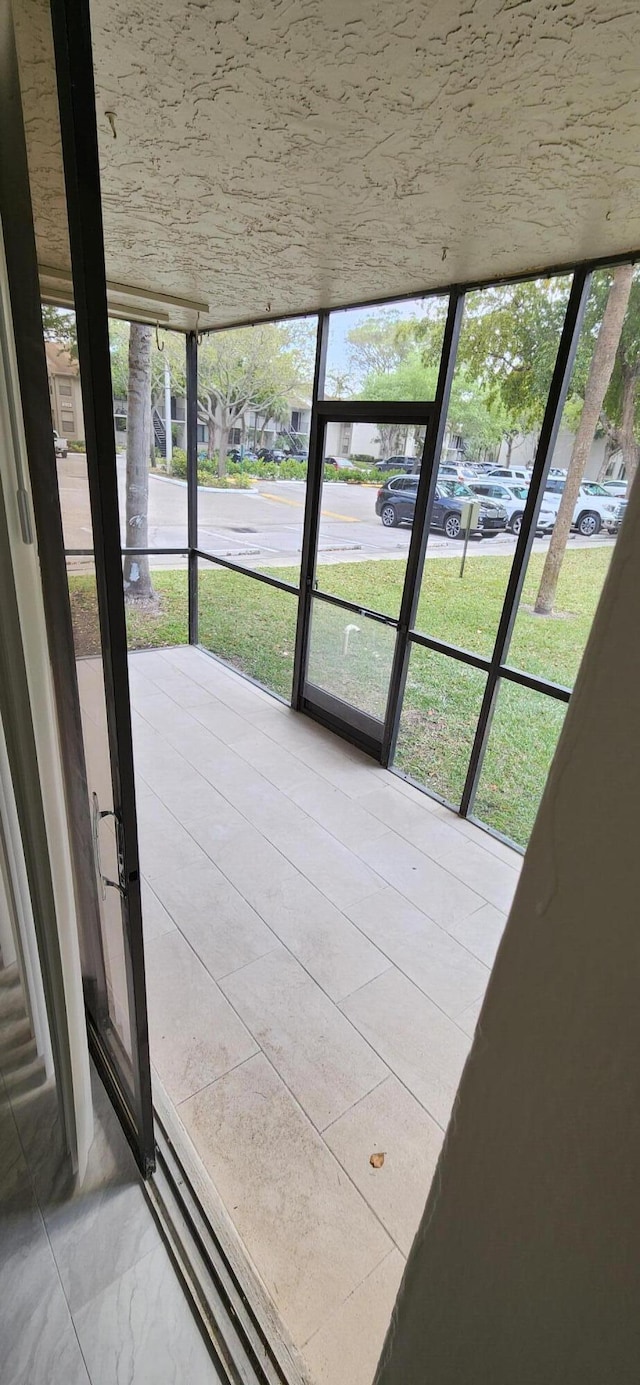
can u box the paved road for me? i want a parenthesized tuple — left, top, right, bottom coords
(60, 456, 616, 574)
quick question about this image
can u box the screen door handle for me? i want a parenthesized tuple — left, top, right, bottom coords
(92, 792, 126, 899)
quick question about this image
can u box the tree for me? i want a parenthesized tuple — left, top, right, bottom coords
(326, 369, 352, 399)
(534, 264, 633, 615)
(197, 323, 308, 477)
(347, 311, 414, 383)
(598, 271, 640, 485)
(360, 352, 506, 459)
(123, 323, 155, 603)
(42, 304, 77, 356)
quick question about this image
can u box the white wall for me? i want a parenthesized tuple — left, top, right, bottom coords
(376, 469, 640, 1385)
(497, 426, 621, 480)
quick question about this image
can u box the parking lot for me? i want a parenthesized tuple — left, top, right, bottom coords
(59, 457, 617, 573)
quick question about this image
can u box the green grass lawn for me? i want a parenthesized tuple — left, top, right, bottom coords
(68, 544, 612, 848)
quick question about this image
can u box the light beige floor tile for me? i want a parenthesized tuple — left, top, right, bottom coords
(356, 781, 445, 836)
(213, 828, 388, 1000)
(150, 863, 278, 979)
(431, 803, 524, 865)
(457, 993, 485, 1037)
(383, 774, 441, 810)
(447, 901, 508, 968)
(340, 968, 471, 1128)
(357, 830, 483, 929)
(145, 931, 258, 1104)
(145, 764, 240, 827)
(377, 915, 489, 1018)
(213, 787, 383, 912)
(140, 879, 176, 944)
(135, 664, 216, 709)
(288, 776, 389, 853)
(213, 821, 301, 906)
(346, 886, 433, 950)
(178, 801, 249, 861)
(180, 1053, 393, 1347)
(135, 792, 209, 882)
(438, 836, 520, 913)
(303, 1248, 405, 1385)
(400, 807, 472, 860)
(258, 713, 380, 795)
(221, 948, 388, 1130)
(226, 727, 313, 793)
(266, 813, 385, 910)
(189, 695, 254, 746)
(346, 886, 489, 1016)
(324, 1076, 443, 1254)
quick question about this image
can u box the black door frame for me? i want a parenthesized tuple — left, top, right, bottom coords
(49, 0, 155, 1175)
(292, 399, 435, 757)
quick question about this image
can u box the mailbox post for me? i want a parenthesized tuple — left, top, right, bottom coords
(459, 499, 480, 577)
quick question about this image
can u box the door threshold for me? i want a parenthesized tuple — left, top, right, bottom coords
(147, 1077, 310, 1385)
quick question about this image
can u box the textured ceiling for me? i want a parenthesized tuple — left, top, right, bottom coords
(14, 0, 640, 331)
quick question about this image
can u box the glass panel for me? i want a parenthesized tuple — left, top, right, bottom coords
(414, 274, 573, 657)
(196, 317, 317, 584)
(507, 266, 637, 688)
(122, 555, 189, 651)
(198, 558, 297, 699)
(394, 644, 487, 807)
(31, 17, 152, 1146)
(324, 295, 447, 400)
(306, 599, 396, 721)
(473, 681, 567, 847)
(110, 323, 188, 550)
(66, 559, 135, 1083)
(316, 421, 425, 616)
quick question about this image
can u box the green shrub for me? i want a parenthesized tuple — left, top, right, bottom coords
(169, 447, 187, 478)
(67, 439, 86, 453)
(196, 471, 252, 489)
(323, 465, 380, 484)
(343, 468, 380, 484)
(228, 458, 308, 481)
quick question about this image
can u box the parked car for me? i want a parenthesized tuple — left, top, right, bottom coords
(228, 447, 258, 463)
(542, 479, 625, 535)
(375, 476, 508, 537)
(376, 455, 416, 473)
(487, 465, 531, 484)
(468, 480, 557, 536)
(325, 456, 356, 471)
(256, 447, 287, 462)
(600, 479, 628, 498)
(53, 429, 68, 458)
(438, 462, 467, 481)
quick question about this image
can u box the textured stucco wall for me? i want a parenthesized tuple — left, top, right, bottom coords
(375, 471, 640, 1382)
(14, 0, 640, 329)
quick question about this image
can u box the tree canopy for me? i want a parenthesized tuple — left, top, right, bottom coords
(197, 322, 312, 475)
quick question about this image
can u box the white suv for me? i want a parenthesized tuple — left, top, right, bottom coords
(487, 466, 531, 484)
(469, 481, 556, 535)
(541, 479, 625, 536)
(53, 429, 68, 459)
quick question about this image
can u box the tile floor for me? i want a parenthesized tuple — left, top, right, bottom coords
(0, 964, 215, 1385)
(122, 644, 522, 1385)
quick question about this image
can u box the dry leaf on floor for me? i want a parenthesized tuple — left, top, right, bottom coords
(369, 1151, 385, 1169)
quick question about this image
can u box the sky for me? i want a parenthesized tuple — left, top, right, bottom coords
(324, 294, 446, 389)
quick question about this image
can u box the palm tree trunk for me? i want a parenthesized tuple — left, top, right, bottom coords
(619, 363, 640, 487)
(534, 264, 633, 616)
(123, 322, 154, 602)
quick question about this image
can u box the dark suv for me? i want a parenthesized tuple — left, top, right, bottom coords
(375, 476, 508, 537)
(376, 455, 417, 473)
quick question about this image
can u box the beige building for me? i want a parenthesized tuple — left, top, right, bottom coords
(45, 340, 85, 444)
